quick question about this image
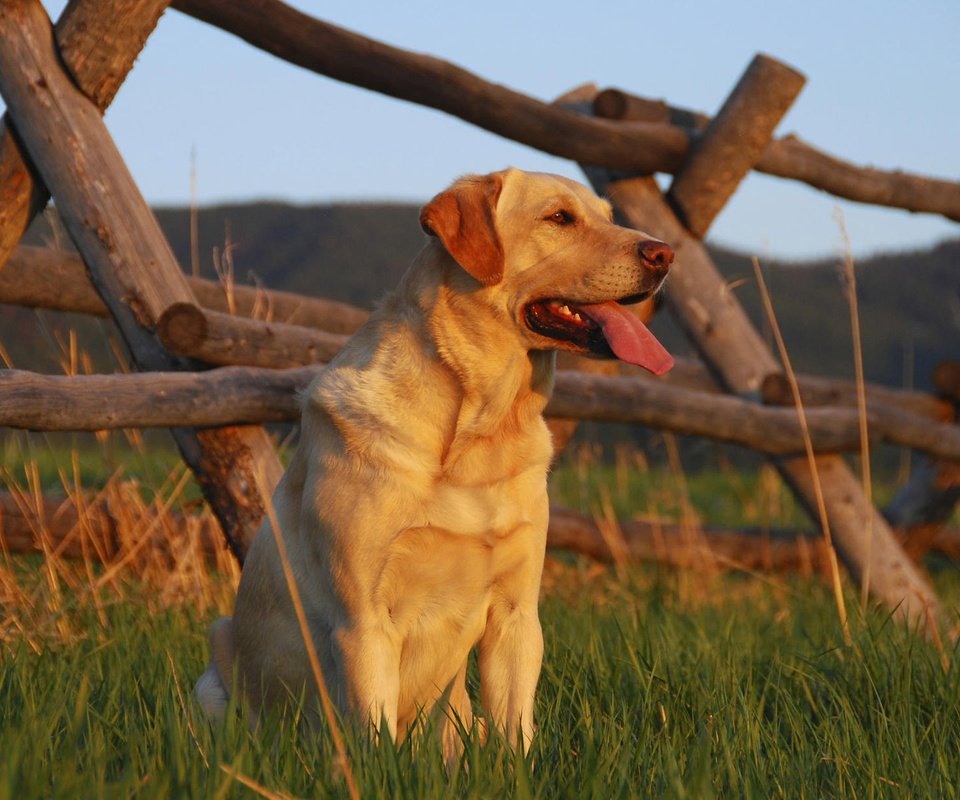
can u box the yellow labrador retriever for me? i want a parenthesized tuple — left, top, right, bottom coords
(194, 168, 673, 756)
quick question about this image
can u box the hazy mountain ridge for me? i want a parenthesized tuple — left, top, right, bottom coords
(9, 202, 959, 392)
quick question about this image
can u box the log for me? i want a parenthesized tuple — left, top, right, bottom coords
(3, 490, 828, 570)
(0, 490, 120, 561)
(551, 506, 960, 567)
(0, 0, 283, 561)
(5, 489, 956, 571)
(761, 372, 953, 422)
(887, 459, 960, 528)
(761, 373, 960, 458)
(0, 365, 855, 447)
(551, 371, 960, 462)
(666, 54, 806, 238)
(561, 86, 944, 626)
(592, 90, 710, 131)
(6, 247, 949, 432)
(934, 361, 960, 404)
(4, 366, 960, 464)
(173, 0, 687, 174)
(170, 0, 960, 223)
(593, 86, 960, 224)
(157, 302, 348, 367)
(0, 489, 226, 562)
(670, 362, 952, 423)
(886, 365, 960, 547)
(0, 245, 113, 317)
(0, 0, 171, 271)
(0, 245, 370, 334)
(600, 179, 945, 624)
(546, 507, 838, 573)
(886, 457, 960, 558)
(0, 366, 315, 430)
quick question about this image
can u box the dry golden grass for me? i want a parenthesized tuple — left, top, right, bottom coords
(0, 451, 239, 652)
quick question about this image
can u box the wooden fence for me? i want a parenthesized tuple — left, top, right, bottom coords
(0, 0, 957, 630)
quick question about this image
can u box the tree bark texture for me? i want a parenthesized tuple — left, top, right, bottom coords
(0, 0, 282, 560)
(157, 302, 348, 368)
(3, 367, 959, 464)
(0, 0, 171, 270)
(0, 245, 369, 334)
(667, 54, 806, 238)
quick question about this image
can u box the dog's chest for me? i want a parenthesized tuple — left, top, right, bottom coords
(377, 463, 548, 692)
(420, 417, 552, 540)
(423, 467, 545, 541)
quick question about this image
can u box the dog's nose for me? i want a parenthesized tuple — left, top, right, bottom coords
(637, 239, 674, 272)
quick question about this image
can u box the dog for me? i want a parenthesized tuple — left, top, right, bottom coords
(194, 167, 674, 759)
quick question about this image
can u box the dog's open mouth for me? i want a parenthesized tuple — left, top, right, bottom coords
(524, 298, 674, 375)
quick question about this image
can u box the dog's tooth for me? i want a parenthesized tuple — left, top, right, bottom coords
(573, 312, 582, 322)
(559, 304, 572, 316)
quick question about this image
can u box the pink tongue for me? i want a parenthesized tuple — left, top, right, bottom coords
(581, 301, 674, 375)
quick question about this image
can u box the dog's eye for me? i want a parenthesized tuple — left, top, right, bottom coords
(547, 210, 575, 225)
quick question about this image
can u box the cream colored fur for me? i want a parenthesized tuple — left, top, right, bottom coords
(193, 168, 670, 760)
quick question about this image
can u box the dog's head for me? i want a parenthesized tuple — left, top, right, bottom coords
(420, 168, 674, 375)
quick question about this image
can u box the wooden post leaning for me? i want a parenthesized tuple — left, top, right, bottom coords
(577, 64, 942, 626)
(886, 364, 960, 556)
(665, 54, 806, 239)
(0, 0, 283, 561)
(0, 0, 171, 269)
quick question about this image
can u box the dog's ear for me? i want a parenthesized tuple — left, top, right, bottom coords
(419, 174, 504, 287)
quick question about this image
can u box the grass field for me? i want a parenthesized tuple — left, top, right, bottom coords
(2, 434, 959, 798)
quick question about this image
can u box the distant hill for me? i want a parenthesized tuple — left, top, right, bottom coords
(9, 201, 959, 395)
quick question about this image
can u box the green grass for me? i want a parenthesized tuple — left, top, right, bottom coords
(2, 569, 959, 799)
(2, 434, 958, 797)
(1, 431, 187, 501)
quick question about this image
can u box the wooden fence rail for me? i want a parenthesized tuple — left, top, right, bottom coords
(0, 0, 954, 624)
(6, 244, 951, 424)
(157, 302, 347, 368)
(0, 245, 368, 333)
(3, 366, 959, 464)
(172, 0, 960, 222)
(4, 488, 958, 573)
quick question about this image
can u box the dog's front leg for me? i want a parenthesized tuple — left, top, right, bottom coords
(337, 624, 401, 742)
(477, 598, 543, 752)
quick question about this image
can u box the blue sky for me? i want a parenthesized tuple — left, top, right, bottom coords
(24, 1, 960, 258)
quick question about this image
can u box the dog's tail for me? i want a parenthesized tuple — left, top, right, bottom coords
(192, 616, 236, 722)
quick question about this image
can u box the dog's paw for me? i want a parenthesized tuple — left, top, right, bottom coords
(193, 663, 229, 722)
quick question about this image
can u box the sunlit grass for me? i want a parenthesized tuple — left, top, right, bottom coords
(1, 431, 958, 798)
(2, 566, 959, 799)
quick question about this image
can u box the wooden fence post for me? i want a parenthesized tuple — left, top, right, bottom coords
(0, 0, 282, 560)
(0, 0, 171, 270)
(886, 363, 960, 553)
(665, 54, 806, 239)
(565, 62, 943, 626)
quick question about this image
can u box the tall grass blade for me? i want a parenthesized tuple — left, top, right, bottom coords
(751, 257, 852, 645)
